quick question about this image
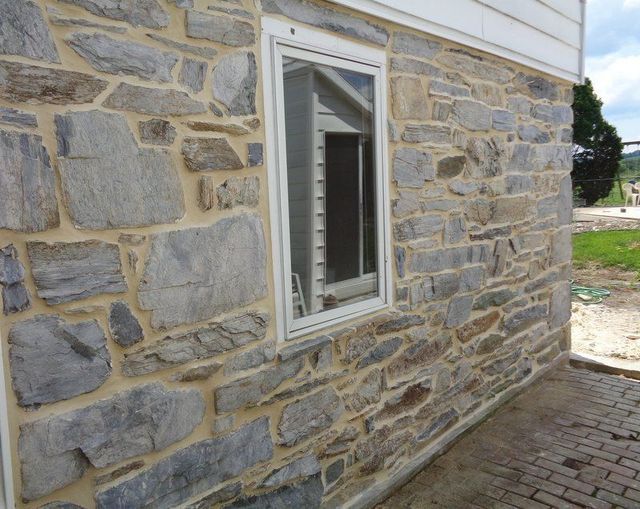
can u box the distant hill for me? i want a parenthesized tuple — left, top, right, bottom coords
(623, 150, 640, 159)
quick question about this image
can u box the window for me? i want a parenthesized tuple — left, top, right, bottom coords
(262, 18, 391, 339)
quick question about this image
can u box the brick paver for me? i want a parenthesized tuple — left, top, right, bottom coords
(378, 367, 640, 508)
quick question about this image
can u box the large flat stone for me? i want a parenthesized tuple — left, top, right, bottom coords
(122, 311, 269, 376)
(59, 0, 169, 28)
(108, 300, 144, 348)
(56, 110, 185, 229)
(212, 51, 257, 116)
(0, 107, 37, 128)
(0, 129, 59, 233)
(28, 240, 127, 305)
(394, 216, 444, 241)
(182, 137, 244, 171)
(393, 148, 435, 188)
(278, 387, 344, 446)
(391, 77, 428, 119)
(67, 32, 178, 82)
(95, 417, 273, 509)
(103, 82, 207, 116)
(21, 383, 204, 502)
(387, 332, 452, 379)
(0, 0, 59, 62)
(465, 137, 507, 178)
(452, 100, 492, 131)
(186, 10, 255, 47)
(215, 358, 304, 413)
(147, 33, 217, 59)
(0, 61, 108, 105)
(436, 53, 512, 84)
(138, 214, 267, 329)
(9, 314, 111, 407)
(392, 31, 441, 59)
(262, 0, 389, 46)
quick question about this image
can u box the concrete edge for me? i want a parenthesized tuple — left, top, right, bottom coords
(344, 351, 571, 509)
(570, 352, 640, 381)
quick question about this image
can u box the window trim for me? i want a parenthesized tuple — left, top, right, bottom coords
(0, 335, 15, 509)
(261, 17, 392, 340)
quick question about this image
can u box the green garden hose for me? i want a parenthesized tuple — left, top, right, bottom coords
(570, 281, 611, 304)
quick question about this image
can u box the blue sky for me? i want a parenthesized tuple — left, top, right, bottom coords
(585, 0, 640, 149)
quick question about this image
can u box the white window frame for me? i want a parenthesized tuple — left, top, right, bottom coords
(0, 335, 15, 509)
(261, 17, 392, 340)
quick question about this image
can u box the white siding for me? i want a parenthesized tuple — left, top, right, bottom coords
(329, 0, 585, 82)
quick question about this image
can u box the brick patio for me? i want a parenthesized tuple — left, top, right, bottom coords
(378, 366, 640, 508)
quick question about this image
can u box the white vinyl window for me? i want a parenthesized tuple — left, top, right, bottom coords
(262, 18, 392, 339)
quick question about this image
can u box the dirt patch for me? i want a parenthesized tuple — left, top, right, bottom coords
(573, 216, 640, 234)
(571, 263, 640, 362)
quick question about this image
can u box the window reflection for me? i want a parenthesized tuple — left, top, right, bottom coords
(283, 57, 378, 318)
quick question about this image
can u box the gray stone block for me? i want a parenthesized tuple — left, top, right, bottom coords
(409, 244, 489, 273)
(531, 103, 554, 123)
(356, 336, 403, 370)
(402, 124, 452, 144)
(217, 176, 260, 209)
(503, 305, 548, 335)
(260, 454, 321, 487)
(437, 155, 466, 178)
(390, 57, 443, 78)
(186, 10, 255, 47)
(182, 137, 244, 171)
(505, 175, 534, 194)
(436, 53, 512, 84)
(263, 0, 389, 46)
(507, 96, 533, 115)
(185, 482, 243, 509)
(278, 387, 344, 446)
(391, 76, 428, 119)
(139, 118, 177, 146)
(0, 0, 59, 62)
(103, 83, 207, 116)
(549, 282, 571, 329)
(138, 214, 267, 329)
(0, 61, 108, 105)
(56, 110, 185, 229)
(392, 31, 441, 59)
(224, 340, 276, 376)
(0, 245, 31, 315)
(518, 124, 551, 144)
(178, 57, 207, 92)
(0, 107, 37, 128)
(123, 311, 269, 376)
(67, 32, 178, 82)
(278, 335, 332, 361)
(212, 51, 257, 116)
(492, 109, 516, 132)
(553, 105, 573, 125)
(215, 358, 304, 412)
(444, 214, 467, 245)
(445, 295, 474, 328)
(28, 240, 127, 305)
(94, 417, 271, 509)
(394, 215, 444, 241)
(108, 301, 144, 348)
(429, 80, 470, 98)
(147, 33, 217, 59)
(466, 137, 507, 178)
(343, 368, 383, 412)
(395, 246, 406, 278)
(452, 100, 492, 131)
(393, 147, 435, 187)
(9, 314, 111, 407)
(513, 72, 559, 100)
(59, 0, 169, 28)
(0, 130, 60, 233)
(248, 142, 263, 167)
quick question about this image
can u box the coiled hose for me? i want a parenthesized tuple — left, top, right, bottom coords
(571, 281, 611, 304)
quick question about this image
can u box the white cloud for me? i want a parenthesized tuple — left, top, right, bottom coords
(623, 0, 640, 9)
(586, 47, 640, 141)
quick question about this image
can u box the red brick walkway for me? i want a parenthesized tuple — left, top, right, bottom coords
(378, 366, 640, 508)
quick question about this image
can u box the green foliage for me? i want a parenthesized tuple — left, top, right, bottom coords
(572, 78, 624, 206)
(573, 230, 640, 273)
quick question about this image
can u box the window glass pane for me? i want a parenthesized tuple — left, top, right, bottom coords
(282, 55, 378, 320)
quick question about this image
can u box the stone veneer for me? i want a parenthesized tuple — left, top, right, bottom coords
(0, 0, 572, 507)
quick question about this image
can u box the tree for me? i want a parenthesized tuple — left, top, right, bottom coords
(572, 78, 623, 206)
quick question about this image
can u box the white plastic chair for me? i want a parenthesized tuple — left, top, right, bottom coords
(622, 183, 639, 207)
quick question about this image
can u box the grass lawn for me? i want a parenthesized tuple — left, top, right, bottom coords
(595, 183, 625, 206)
(573, 230, 640, 273)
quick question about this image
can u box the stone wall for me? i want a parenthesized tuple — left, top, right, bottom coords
(0, 0, 572, 507)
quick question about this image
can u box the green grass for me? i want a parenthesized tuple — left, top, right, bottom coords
(595, 183, 625, 206)
(573, 230, 640, 272)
